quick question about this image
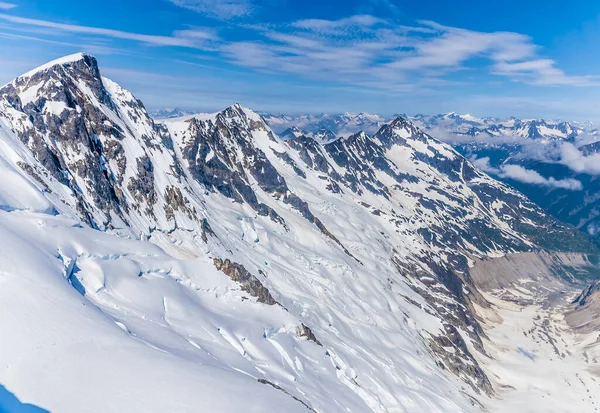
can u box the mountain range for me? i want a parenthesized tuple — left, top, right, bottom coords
(260, 112, 600, 244)
(1, 54, 600, 412)
(262, 111, 598, 142)
(149, 107, 196, 119)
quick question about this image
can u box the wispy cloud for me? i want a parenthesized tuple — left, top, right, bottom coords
(0, 2, 16, 10)
(0, 10, 595, 94)
(221, 15, 597, 90)
(493, 59, 598, 86)
(472, 157, 583, 190)
(0, 32, 124, 57)
(168, 0, 252, 19)
(361, 0, 402, 17)
(0, 13, 215, 48)
(291, 15, 386, 34)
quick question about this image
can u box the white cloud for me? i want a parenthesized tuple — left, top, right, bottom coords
(0, 2, 16, 10)
(559, 143, 600, 175)
(0, 13, 215, 48)
(292, 15, 386, 34)
(471, 156, 501, 174)
(168, 0, 252, 19)
(472, 157, 583, 190)
(221, 15, 596, 90)
(0, 10, 595, 92)
(499, 164, 583, 190)
(464, 133, 600, 178)
(386, 22, 536, 72)
(493, 59, 598, 86)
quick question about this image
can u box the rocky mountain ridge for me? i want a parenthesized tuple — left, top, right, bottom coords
(256, 111, 600, 245)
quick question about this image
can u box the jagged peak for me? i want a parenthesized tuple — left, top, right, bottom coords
(340, 130, 370, 143)
(386, 115, 415, 129)
(18, 52, 96, 80)
(0, 51, 113, 111)
(217, 103, 270, 130)
(371, 116, 435, 148)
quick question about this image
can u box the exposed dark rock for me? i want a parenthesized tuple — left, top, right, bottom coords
(178, 117, 288, 228)
(128, 156, 156, 217)
(200, 218, 216, 243)
(0, 53, 201, 233)
(296, 323, 322, 346)
(17, 161, 51, 192)
(430, 324, 493, 396)
(257, 379, 315, 412)
(572, 281, 600, 306)
(164, 185, 196, 221)
(213, 258, 277, 305)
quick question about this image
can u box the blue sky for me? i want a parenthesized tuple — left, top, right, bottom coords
(1, 0, 599, 120)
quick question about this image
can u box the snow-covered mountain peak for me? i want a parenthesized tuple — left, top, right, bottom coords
(2, 51, 96, 117)
(375, 116, 433, 148)
(0, 53, 204, 237)
(312, 127, 337, 143)
(219, 103, 269, 128)
(281, 125, 303, 137)
(13, 52, 92, 81)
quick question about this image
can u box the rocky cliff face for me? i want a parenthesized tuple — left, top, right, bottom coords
(0, 53, 203, 236)
(0, 53, 598, 412)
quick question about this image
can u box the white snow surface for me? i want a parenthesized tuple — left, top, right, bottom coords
(0, 118, 474, 413)
(473, 274, 600, 413)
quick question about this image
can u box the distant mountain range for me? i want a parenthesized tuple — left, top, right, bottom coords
(149, 107, 196, 119)
(262, 112, 388, 138)
(260, 111, 598, 142)
(413, 113, 597, 143)
(151, 109, 598, 143)
(254, 111, 600, 243)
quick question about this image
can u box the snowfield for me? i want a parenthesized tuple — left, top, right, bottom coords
(0, 211, 313, 413)
(0, 53, 599, 413)
(0, 120, 471, 412)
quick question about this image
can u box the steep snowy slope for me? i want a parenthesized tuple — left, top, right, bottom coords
(0, 54, 598, 413)
(0, 116, 322, 412)
(162, 102, 595, 407)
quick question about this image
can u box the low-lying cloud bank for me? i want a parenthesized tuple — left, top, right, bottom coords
(559, 143, 600, 175)
(432, 129, 600, 177)
(472, 157, 584, 190)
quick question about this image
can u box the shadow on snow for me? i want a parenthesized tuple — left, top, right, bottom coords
(0, 385, 49, 413)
